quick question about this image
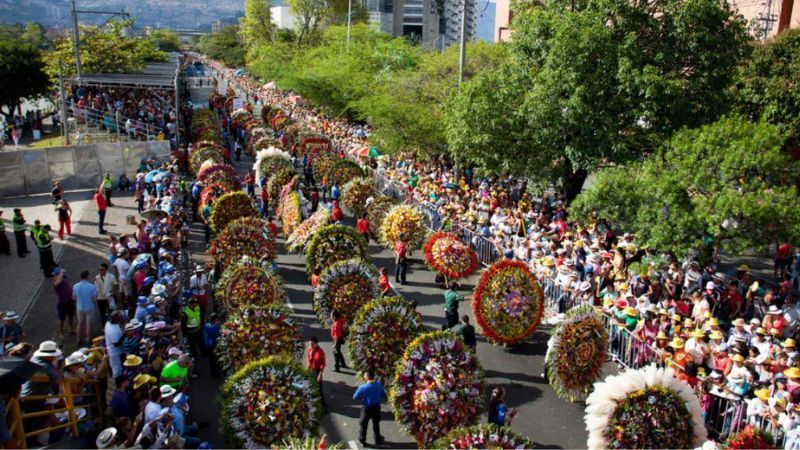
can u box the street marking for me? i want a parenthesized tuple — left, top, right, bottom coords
(285, 294, 295, 311)
(348, 440, 359, 450)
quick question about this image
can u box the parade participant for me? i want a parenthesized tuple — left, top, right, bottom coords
(353, 368, 386, 447)
(442, 282, 467, 330)
(331, 310, 347, 372)
(181, 297, 204, 360)
(11, 208, 28, 257)
(307, 336, 327, 407)
(95, 186, 108, 234)
(54, 198, 72, 239)
(356, 214, 370, 240)
(378, 267, 391, 296)
(393, 236, 408, 285)
(487, 386, 517, 426)
(455, 314, 477, 350)
(189, 266, 209, 319)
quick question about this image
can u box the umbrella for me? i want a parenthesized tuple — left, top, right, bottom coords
(141, 209, 168, 221)
(144, 170, 161, 183)
(0, 357, 42, 387)
(128, 253, 153, 278)
(348, 146, 380, 158)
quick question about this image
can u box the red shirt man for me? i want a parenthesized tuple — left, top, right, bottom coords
(331, 201, 343, 223)
(94, 189, 108, 234)
(331, 316, 345, 341)
(306, 337, 326, 385)
(94, 190, 107, 211)
(394, 240, 407, 260)
(356, 217, 370, 236)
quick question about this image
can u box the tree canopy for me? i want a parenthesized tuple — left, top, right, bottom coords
(570, 116, 800, 257)
(198, 25, 246, 67)
(0, 37, 50, 119)
(240, 0, 275, 49)
(148, 29, 182, 52)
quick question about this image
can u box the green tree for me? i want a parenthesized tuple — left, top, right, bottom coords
(734, 28, 800, 147)
(148, 29, 182, 52)
(44, 19, 167, 80)
(240, 0, 275, 50)
(570, 116, 800, 257)
(198, 25, 246, 67)
(288, 0, 328, 44)
(446, 0, 751, 199)
(326, 0, 369, 26)
(0, 39, 50, 119)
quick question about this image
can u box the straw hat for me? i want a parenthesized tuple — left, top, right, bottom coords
(3, 311, 20, 321)
(623, 307, 637, 317)
(732, 318, 745, 326)
(133, 374, 157, 390)
(690, 329, 705, 339)
(738, 264, 750, 272)
(656, 331, 668, 340)
(732, 354, 745, 363)
(65, 351, 87, 367)
(658, 308, 668, 316)
(710, 330, 724, 340)
(755, 388, 771, 401)
(785, 367, 800, 379)
(707, 318, 719, 327)
(160, 384, 177, 398)
(96, 428, 118, 449)
(755, 327, 767, 335)
(34, 340, 62, 358)
(123, 355, 143, 367)
(783, 338, 796, 349)
(671, 314, 682, 322)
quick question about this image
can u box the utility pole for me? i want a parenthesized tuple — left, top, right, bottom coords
(347, 0, 353, 51)
(457, 0, 469, 84)
(58, 59, 70, 146)
(71, 0, 83, 81)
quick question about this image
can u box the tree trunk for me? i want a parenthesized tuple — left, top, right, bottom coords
(563, 168, 588, 202)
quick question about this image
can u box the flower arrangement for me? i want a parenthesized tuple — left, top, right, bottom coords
(280, 191, 303, 238)
(208, 217, 277, 267)
(190, 146, 225, 173)
(265, 107, 283, 126)
(325, 159, 364, 188)
(472, 260, 544, 346)
(260, 105, 273, 126)
(277, 176, 300, 213)
(299, 136, 331, 158)
(435, 425, 533, 450)
(197, 164, 241, 190)
(220, 356, 322, 449)
(209, 191, 259, 234)
(314, 258, 379, 326)
(268, 167, 296, 211)
(191, 108, 216, 133)
(585, 365, 706, 450)
(199, 182, 233, 210)
(379, 204, 426, 249)
(247, 128, 271, 156)
(546, 305, 608, 401)
(286, 208, 330, 253)
(271, 113, 290, 131)
(725, 425, 776, 449)
(254, 147, 292, 185)
(391, 331, 485, 447)
(195, 127, 223, 145)
(366, 196, 398, 240)
(342, 177, 374, 217)
(423, 232, 479, 280)
(231, 108, 252, 123)
(348, 297, 421, 380)
(214, 258, 285, 312)
(305, 224, 368, 276)
(216, 305, 303, 373)
(312, 155, 337, 184)
(251, 135, 280, 158)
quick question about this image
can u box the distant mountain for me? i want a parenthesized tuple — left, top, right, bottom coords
(476, 0, 495, 42)
(0, 0, 245, 30)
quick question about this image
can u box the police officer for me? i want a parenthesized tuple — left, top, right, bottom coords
(11, 208, 29, 258)
(0, 210, 10, 256)
(35, 224, 56, 278)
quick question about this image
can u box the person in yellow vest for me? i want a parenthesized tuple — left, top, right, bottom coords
(102, 173, 114, 207)
(11, 208, 29, 258)
(0, 210, 10, 256)
(35, 225, 56, 278)
(181, 297, 203, 364)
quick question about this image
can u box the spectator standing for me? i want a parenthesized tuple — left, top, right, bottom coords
(113, 249, 131, 308)
(52, 267, 74, 339)
(73, 270, 98, 345)
(94, 263, 116, 329)
(54, 199, 72, 239)
(95, 187, 108, 234)
(353, 368, 386, 447)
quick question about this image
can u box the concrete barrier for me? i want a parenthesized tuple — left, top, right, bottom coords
(0, 141, 170, 197)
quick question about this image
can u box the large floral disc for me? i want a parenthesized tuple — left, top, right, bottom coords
(299, 136, 331, 157)
(190, 146, 225, 173)
(214, 258, 285, 312)
(305, 224, 368, 276)
(366, 196, 398, 240)
(268, 167, 295, 211)
(325, 159, 364, 188)
(472, 260, 544, 345)
(546, 305, 608, 401)
(280, 191, 303, 238)
(342, 177, 375, 217)
(254, 147, 292, 186)
(312, 155, 337, 183)
(379, 204, 426, 249)
(286, 208, 330, 254)
(216, 305, 303, 373)
(314, 259, 379, 326)
(191, 108, 216, 134)
(208, 217, 277, 267)
(585, 365, 706, 450)
(199, 182, 234, 210)
(391, 331, 485, 448)
(220, 357, 322, 448)
(348, 297, 421, 380)
(424, 232, 479, 280)
(231, 108, 252, 123)
(209, 191, 259, 234)
(196, 164, 241, 190)
(436, 424, 533, 450)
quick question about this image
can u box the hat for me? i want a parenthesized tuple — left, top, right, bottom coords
(603, 298, 613, 308)
(123, 355, 143, 367)
(133, 374, 157, 390)
(710, 331, 724, 340)
(194, 265, 205, 272)
(3, 311, 20, 321)
(623, 307, 638, 317)
(52, 267, 62, 276)
(65, 351, 87, 367)
(670, 338, 685, 349)
(614, 299, 627, 309)
(137, 296, 148, 305)
(168, 346, 183, 357)
(146, 304, 158, 314)
(690, 329, 705, 339)
(124, 322, 138, 332)
(756, 327, 767, 335)
(717, 343, 730, 352)
(697, 367, 707, 379)
(786, 367, 800, 379)
(770, 328, 781, 336)
(34, 341, 62, 358)
(706, 281, 716, 290)
(783, 338, 796, 348)
(732, 354, 744, 362)
(117, 248, 127, 256)
(656, 331, 668, 340)
(96, 427, 118, 449)
(672, 314, 682, 322)
(152, 284, 167, 296)
(755, 388, 771, 401)
(542, 258, 554, 267)
(738, 264, 749, 272)
(708, 318, 719, 326)
(658, 308, 668, 316)
(579, 281, 592, 292)
(683, 318, 694, 327)
(160, 384, 177, 398)
(750, 318, 761, 325)
(710, 370, 722, 379)
(768, 305, 781, 315)
(732, 318, 745, 326)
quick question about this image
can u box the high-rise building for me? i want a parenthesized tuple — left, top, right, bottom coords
(441, 0, 478, 47)
(493, 0, 511, 41)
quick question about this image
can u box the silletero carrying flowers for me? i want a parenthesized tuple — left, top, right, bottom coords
(280, 191, 303, 238)
(216, 305, 303, 373)
(366, 196, 398, 240)
(391, 331, 485, 448)
(546, 305, 608, 402)
(199, 182, 233, 210)
(305, 224, 368, 276)
(584, 365, 706, 450)
(220, 357, 322, 449)
(254, 147, 292, 188)
(342, 177, 375, 217)
(208, 217, 277, 267)
(313, 258, 379, 326)
(286, 208, 330, 254)
(472, 260, 544, 346)
(214, 258, 285, 312)
(435, 424, 533, 450)
(196, 163, 241, 190)
(348, 297, 421, 380)
(423, 232, 479, 280)
(209, 191, 259, 234)
(325, 159, 364, 188)
(189, 145, 225, 173)
(379, 204, 426, 249)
